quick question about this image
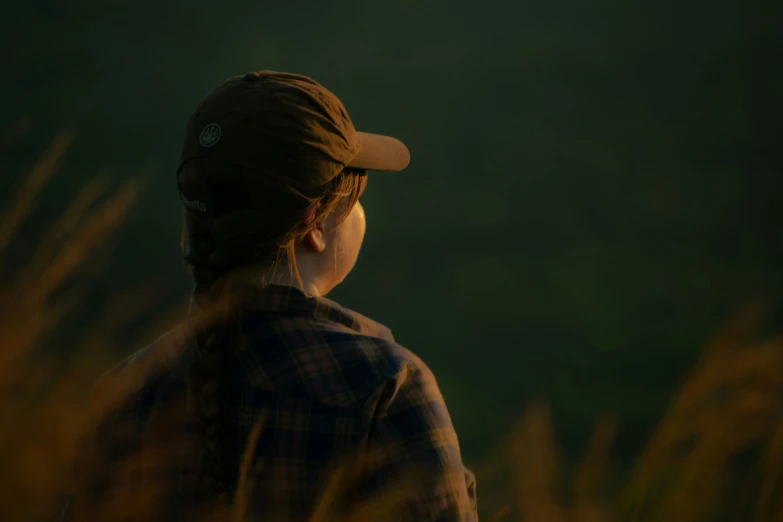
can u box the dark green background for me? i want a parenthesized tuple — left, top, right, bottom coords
(2, 0, 781, 471)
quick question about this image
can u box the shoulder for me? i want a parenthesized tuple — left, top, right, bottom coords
(317, 323, 445, 416)
(308, 317, 436, 390)
(92, 321, 193, 403)
(369, 342, 448, 418)
(84, 323, 195, 450)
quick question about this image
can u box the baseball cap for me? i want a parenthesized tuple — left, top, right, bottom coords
(177, 70, 409, 217)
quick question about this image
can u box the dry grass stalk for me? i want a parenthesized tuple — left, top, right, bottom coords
(1, 135, 782, 521)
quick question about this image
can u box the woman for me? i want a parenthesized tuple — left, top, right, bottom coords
(64, 71, 477, 521)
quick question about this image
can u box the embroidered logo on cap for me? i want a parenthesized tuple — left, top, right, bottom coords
(181, 193, 207, 213)
(199, 123, 221, 147)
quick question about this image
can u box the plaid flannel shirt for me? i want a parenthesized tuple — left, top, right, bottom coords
(62, 284, 477, 521)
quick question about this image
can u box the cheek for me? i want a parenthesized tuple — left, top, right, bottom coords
(355, 203, 366, 243)
(336, 203, 365, 258)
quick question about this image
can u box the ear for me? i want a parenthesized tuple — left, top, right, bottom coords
(303, 221, 327, 253)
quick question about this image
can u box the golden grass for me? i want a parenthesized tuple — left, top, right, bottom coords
(1, 133, 782, 521)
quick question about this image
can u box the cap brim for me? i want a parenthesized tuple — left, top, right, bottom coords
(347, 132, 410, 172)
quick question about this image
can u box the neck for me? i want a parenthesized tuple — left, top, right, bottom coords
(250, 260, 323, 297)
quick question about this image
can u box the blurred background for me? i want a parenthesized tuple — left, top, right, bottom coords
(2, 0, 781, 482)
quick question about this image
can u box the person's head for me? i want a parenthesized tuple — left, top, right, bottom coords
(176, 71, 410, 299)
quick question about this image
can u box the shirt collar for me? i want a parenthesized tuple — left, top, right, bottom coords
(192, 283, 395, 343)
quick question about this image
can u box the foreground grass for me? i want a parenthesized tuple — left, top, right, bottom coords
(1, 134, 781, 521)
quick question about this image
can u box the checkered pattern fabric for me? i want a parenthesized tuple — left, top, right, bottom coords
(62, 284, 477, 521)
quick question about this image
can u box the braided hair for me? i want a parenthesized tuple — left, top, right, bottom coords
(179, 161, 367, 507)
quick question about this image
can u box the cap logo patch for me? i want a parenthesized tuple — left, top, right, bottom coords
(199, 123, 221, 147)
(181, 193, 207, 213)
